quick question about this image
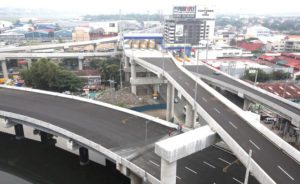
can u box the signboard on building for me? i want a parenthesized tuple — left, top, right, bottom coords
(173, 6, 196, 18)
(175, 24, 184, 37)
(196, 6, 215, 19)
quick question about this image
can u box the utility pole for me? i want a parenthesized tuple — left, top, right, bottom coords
(244, 149, 252, 184)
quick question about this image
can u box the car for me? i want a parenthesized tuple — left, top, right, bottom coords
(263, 117, 277, 124)
(213, 71, 221, 75)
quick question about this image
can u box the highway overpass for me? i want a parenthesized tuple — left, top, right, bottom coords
(124, 49, 300, 184)
(185, 64, 300, 128)
(0, 37, 119, 53)
(0, 51, 122, 78)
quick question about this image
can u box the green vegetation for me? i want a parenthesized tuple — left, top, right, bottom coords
(90, 57, 122, 84)
(20, 59, 83, 92)
(296, 75, 300, 81)
(241, 69, 291, 82)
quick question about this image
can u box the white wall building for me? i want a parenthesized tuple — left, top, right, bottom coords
(195, 46, 252, 60)
(246, 26, 271, 38)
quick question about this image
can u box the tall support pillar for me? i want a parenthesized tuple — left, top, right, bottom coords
(130, 58, 137, 95)
(93, 44, 97, 52)
(1, 60, 8, 79)
(124, 56, 130, 82)
(243, 98, 251, 111)
(166, 82, 174, 122)
(185, 103, 195, 128)
(129, 172, 142, 184)
(79, 147, 89, 166)
(78, 58, 84, 70)
(161, 158, 177, 184)
(26, 59, 32, 69)
(14, 124, 24, 140)
(114, 43, 118, 52)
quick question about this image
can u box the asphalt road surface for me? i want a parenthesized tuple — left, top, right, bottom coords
(140, 57, 300, 184)
(185, 65, 300, 116)
(132, 145, 259, 184)
(0, 88, 173, 152)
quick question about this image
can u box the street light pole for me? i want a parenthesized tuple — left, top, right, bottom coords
(183, 30, 187, 66)
(254, 68, 258, 86)
(244, 149, 252, 184)
(145, 120, 149, 144)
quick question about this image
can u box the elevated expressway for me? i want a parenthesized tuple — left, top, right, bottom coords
(124, 49, 300, 184)
(0, 86, 178, 184)
(0, 36, 119, 53)
(185, 64, 300, 128)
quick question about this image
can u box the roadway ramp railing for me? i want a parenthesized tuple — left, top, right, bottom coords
(132, 55, 300, 184)
(0, 37, 119, 53)
(196, 63, 300, 127)
(0, 85, 179, 184)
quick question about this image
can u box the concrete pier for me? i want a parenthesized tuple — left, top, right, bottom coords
(166, 82, 175, 122)
(1, 60, 8, 78)
(130, 57, 137, 95)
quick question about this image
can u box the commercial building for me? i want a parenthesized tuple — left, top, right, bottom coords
(246, 26, 271, 38)
(164, 4, 215, 46)
(285, 35, 300, 52)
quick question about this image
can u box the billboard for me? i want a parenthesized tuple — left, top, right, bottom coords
(196, 6, 215, 19)
(175, 24, 184, 37)
(173, 6, 196, 18)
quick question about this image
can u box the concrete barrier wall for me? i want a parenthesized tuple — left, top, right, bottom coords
(203, 63, 300, 110)
(170, 57, 277, 184)
(0, 111, 160, 184)
(198, 74, 300, 126)
(133, 55, 277, 183)
(175, 58, 300, 164)
(0, 85, 178, 130)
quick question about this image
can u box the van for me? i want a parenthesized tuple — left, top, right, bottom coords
(264, 117, 277, 124)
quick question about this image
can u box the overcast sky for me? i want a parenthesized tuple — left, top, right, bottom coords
(1, 0, 299, 15)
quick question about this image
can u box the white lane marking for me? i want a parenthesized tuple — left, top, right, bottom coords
(212, 145, 234, 155)
(228, 121, 238, 129)
(185, 166, 198, 174)
(218, 157, 231, 165)
(203, 161, 216, 169)
(176, 176, 182, 180)
(149, 160, 160, 167)
(249, 140, 261, 150)
(214, 108, 220, 114)
(232, 177, 243, 184)
(202, 97, 208, 102)
(278, 165, 295, 181)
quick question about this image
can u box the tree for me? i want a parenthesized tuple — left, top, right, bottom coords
(242, 69, 270, 82)
(90, 58, 121, 84)
(20, 59, 83, 92)
(296, 75, 300, 81)
(270, 70, 290, 80)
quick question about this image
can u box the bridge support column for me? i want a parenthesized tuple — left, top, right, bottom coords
(155, 126, 217, 184)
(130, 58, 137, 95)
(26, 59, 32, 69)
(161, 158, 177, 184)
(40, 131, 56, 146)
(14, 124, 24, 140)
(78, 58, 83, 70)
(185, 103, 195, 128)
(243, 98, 251, 111)
(93, 44, 97, 52)
(166, 82, 174, 122)
(129, 172, 142, 184)
(1, 60, 8, 79)
(79, 147, 89, 166)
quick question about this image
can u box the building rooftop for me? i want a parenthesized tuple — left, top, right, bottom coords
(257, 82, 300, 100)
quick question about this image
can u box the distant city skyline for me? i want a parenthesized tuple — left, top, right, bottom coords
(0, 0, 299, 15)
